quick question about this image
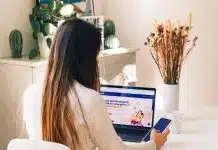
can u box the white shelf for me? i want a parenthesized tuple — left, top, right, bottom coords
(99, 48, 139, 57)
(0, 48, 139, 67)
(0, 56, 47, 67)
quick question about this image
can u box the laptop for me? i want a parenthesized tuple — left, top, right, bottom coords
(100, 85, 156, 143)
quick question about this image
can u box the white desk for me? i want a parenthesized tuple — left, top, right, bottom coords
(164, 119, 218, 150)
(126, 116, 218, 149)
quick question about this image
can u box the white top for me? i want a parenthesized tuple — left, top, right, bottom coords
(23, 81, 156, 150)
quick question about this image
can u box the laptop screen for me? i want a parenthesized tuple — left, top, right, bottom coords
(100, 85, 156, 128)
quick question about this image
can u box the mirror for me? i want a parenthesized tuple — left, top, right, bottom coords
(38, 0, 95, 16)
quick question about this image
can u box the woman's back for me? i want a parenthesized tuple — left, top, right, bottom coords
(69, 82, 157, 150)
(69, 82, 97, 150)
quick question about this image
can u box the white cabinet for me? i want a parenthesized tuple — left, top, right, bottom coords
(0, 48, 138, 149)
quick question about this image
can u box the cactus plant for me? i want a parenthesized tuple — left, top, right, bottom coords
(104, 20, 116, 38)
(9, 30, 23, 58)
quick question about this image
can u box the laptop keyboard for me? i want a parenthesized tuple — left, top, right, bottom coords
(119, 133, 144, 142)
(116, 129, 147, 142)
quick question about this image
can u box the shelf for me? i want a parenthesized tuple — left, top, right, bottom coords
(0, 48, 139, 67)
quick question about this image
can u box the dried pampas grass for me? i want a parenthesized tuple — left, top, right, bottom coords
(145, 13, 198, 84)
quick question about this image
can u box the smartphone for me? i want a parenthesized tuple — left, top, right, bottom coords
(143, 118, 171, 142)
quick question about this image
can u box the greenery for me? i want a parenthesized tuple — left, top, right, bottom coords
(9, 30, 23, 58)
(29, 0, 79, 59)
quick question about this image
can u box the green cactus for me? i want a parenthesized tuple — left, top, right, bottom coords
(9, 30, 23, 58)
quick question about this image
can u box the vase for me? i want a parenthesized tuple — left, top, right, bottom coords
(37, 33, 51, 58)
(163, 84, 179, 113)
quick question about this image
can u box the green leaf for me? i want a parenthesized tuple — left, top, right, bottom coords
(41, 13, 52, 22)
(55, 1, 64, 12)
(32, 7, 37, 15)
(30, 20, 41, 33)
(29, 15, 34, 22)
(46, 38, 52, 49)
(29, 48, 39, 60)
(39, 8, 52, 22)
(71, 13, 77, 18)
(39, 23, 47, 36)
(33, 32, 38, 40)
(32, 6, 40, 16)
(48, 0, 56, 11)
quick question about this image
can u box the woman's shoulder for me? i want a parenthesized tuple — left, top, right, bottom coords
(72, 81, 103, 106)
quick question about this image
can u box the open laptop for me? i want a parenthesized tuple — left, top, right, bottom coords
(100, 85, 156, 143)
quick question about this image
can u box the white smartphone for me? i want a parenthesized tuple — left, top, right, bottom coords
(143, 118, 171, 142)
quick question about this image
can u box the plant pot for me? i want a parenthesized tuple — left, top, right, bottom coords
(163, 84, 179, 113)
(38, 33, 52, 58)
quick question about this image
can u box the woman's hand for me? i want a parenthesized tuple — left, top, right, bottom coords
(151, 129, 170, 150)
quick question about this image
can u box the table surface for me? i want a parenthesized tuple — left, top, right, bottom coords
(126, 107, 218, 150)
(164, 119, 218, 150)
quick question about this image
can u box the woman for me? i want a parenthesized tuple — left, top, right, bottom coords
(41, 19, 169, 150)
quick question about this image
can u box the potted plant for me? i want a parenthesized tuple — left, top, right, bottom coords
(144, 13, 198, 113)
(29, 0, 81, 59)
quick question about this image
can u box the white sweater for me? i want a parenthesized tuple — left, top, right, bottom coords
(23, 81, 156, 150)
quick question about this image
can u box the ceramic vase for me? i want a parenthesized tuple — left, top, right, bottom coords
(163, 84, 179, 113)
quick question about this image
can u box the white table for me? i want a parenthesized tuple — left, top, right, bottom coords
(126, 116, 218, 149)
(164, 119, 218, 150)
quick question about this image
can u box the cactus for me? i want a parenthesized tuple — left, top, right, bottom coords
(9, 30, 23, 58)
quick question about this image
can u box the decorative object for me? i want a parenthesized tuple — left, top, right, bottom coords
(104, 35, 120, 49)
(104, 19, 120, 50)
(144, 13, 198, 113)
(104, 20, 116, 38)
(29, 0, 80, 59)
(9, 30, 23, 58)
(163, 84, 179, 112)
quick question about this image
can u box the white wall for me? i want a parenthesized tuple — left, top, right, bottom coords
(103, 0, 218, 113)
(0, 0, 36, 57)
(94, 0, 104, 15)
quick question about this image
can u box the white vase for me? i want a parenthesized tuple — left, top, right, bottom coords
(163, 84, 179, 113)
(37, 33, 51, 58)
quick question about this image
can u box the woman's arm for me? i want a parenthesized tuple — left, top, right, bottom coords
(84, 94, 156, 150)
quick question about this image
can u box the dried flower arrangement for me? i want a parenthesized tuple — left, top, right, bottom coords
(144, 13, 198, 84)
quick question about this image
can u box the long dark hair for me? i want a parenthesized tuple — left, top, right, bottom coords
(41, 19, 101, 150)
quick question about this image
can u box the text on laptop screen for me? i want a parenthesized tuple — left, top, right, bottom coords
(100, 86, 155, 128)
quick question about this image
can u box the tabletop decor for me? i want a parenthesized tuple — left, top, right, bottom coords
(9, 30, 23, 58)
(104, 19, 120, 50)
(29, 0, 81, 59)
(144, 13, 198, 113)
